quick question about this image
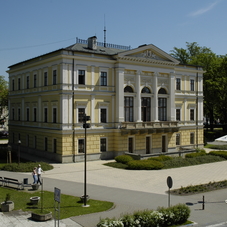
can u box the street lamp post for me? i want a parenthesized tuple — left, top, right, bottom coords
(82, 114, 90, 207)
(18, 140, 21, 165)
(7, 144, 11, 164)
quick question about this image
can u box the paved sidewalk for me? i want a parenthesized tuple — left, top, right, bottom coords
(1, 157, 227, 226)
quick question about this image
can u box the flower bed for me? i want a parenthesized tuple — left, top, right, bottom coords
(97, 203, 190, 227)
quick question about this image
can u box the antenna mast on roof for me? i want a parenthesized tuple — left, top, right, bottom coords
(104, 14, 106, 47)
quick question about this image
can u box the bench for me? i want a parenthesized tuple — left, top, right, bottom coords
(0, 176, 4, 186)
(4, 177, 23, 190)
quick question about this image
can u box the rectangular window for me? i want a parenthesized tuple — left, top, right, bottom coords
(176, 78, 181, 90)
(18, 78, 20, 90)
(78, 108, 85, 123)
(27, 76, 29, 89)
(78, 70, 85, 85)
(18, 108, 20, 121)
(190, 79, 195, 91)
(100, 108, 107, 123)
(45, 137, 48, 151)
(78, 139, 84, 153)
(190, 133, 194, 144)
(101, 72, 107, 86)
(100, 138, 107, 152)
(176, 109, 181, 121)
(53, 70, 57, 85)
(158, 98, 167, 121)
(124, 97, 134, 122)
(53, 139, 57, 153)
(26, 108, 29, 121)
(44, 72, 48, 86)
(176, 133, 180, 145)
(34, 108, 37, 122)
(146, 137, 150, 154)
(162, 135, 167, 152)
(34, 74, 37, 88)
(12, 79, 15, 91)
(190, 109, 194, 121)
(141, 97, 151, 122)
(128, 137, 133, 153)
(44, 108, 48, 123)
(53, 108, 57, 123)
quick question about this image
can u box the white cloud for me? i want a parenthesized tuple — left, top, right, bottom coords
(189, 1, 219, 17)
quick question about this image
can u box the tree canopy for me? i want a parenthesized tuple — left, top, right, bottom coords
(0, 76, 8, 108)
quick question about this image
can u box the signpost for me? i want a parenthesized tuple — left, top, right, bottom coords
(167, 176, 173, 207)
(54, 187, 61, 227)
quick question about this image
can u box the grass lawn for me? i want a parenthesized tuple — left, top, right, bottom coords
(0, 187, 114, 219)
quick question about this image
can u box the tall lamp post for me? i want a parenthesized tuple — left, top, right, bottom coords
(82, 114, 90, 207)
(18, 140, 21, 165)
(7, 144, 11, 164)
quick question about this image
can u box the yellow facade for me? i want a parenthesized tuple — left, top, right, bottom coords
(8, 36, 204, 163)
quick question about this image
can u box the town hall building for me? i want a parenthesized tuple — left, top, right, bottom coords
(7, 36, 204, 163)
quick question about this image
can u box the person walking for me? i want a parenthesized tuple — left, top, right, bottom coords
(37, 164, 44, 185)
(32, 167, 37, 184)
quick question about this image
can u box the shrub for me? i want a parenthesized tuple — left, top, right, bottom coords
(97, 203, 190, 227)
(148, 155, 172, 162)
(127, 160, 164, 170)
(185, 150, 206, 158)
(115, 155, 134, 164)
(163, 155, 224, 169)
(1, 162, 53, 172)
(208, 151, 227, 159)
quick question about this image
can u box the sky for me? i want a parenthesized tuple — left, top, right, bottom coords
(1, 0, 226, 80)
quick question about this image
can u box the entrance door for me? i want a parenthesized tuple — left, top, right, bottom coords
(146, 137, 150, 154)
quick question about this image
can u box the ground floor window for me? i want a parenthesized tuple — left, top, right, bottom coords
(100, 138, 107, 152)
(190, 132, 194, 144)
(78, 139, 85, 153)
(128, 137, 133, 153)
(176, 133, 180, 146)
(162, 135, 167, 152)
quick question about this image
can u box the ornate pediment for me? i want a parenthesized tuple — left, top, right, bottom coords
(116, 44, 179, 66)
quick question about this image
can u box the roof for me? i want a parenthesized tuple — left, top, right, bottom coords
(65, 43, 126, 55)
(8, 43, 127, 69)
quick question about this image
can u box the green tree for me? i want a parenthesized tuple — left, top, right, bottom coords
(0, 76, 9, 113)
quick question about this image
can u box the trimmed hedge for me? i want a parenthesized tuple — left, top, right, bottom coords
(97, 203, 190, 227)
(115, 155, 134, 164)
(1, 162, 53, 172)
(208, 151, 227, 159)
(185, 150, 206, 158)
(127, 160, 164, 170)
(163, 155, 225, 169)
(148, 155, 173, 162)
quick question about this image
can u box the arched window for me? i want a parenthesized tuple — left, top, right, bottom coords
(158, 88, 167, 94)
(141, 87, 151, 93)
(158, 88, 167, 121)
(124, 86, 133, 93)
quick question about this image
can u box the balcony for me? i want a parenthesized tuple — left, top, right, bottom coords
(120, 121, 179, 135)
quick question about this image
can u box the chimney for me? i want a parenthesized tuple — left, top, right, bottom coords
(87, 36, 97, 50)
